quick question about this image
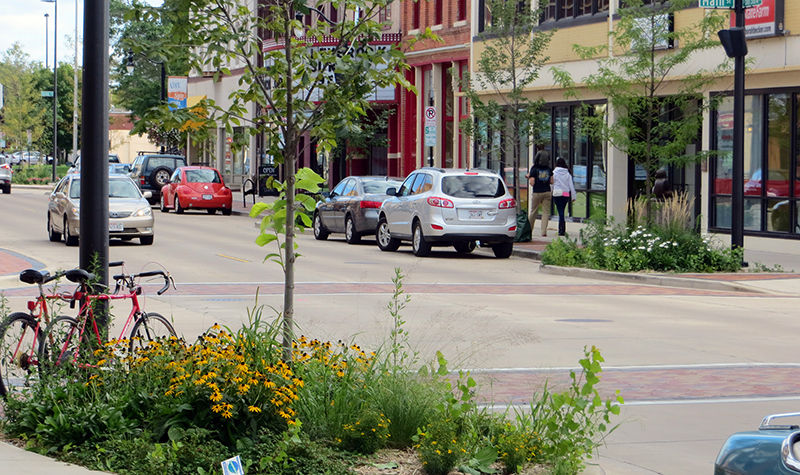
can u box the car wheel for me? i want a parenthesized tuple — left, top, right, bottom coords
(159, 194, 169, 213)
(492, 242, 514, 259)
(412, 221, 431, 257)
(376, 216, 400, 252)
(222, 208, 232, 216)
(344, 216, 361, 244)
(149, 166, 171, 189)
(47, 215, 62, 242)
(207, 209, 217, 215)
(140, 235, 154, 246)
(64, 217, 78, 247)
(313, 212, 329, 240)
(175, 195, 185, 214)
(454, 241, 476, 254)
(2, 184, 9, 194)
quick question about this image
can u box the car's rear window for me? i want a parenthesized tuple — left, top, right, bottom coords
(441, 176, 505, 198)
(0, 156, 6, 165)
(185, 169, 221, 183)
(363, 179, 402, 195)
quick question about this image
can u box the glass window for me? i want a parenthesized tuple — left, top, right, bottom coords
(715, 196, 732, 229)
(170, 170, 181, 183)
(768, 199, 791, 232)
(363, 179, 403, 195)
(398, 174, 418, 196)
(332, 179, 349, 196)
(185, 169, 222, 183)
(341, 179, 357, 197)
(573, 114, 589, 190)
(410, 174, 430, 194)
(715, 100, 734, 196)
(69, 179, 81, 199)
(744, 198, 762, 231)
(767, 94, 791, 198)
(441, 176, 504, 198)
(554, 107, 570, 166)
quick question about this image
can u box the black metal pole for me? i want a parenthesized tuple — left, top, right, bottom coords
(731, 0, 745, 251)
(45, 14, 49, 69)
(160, 62, 166, 104)
(52, 0, 58, 182)
(80, 0, 110, 329)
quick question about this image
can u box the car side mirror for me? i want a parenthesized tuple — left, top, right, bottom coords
(68, 162, 75, 167)
(386, 187, 397, 196)
(321, 191, 330, 199)
(143, 191, 153, 199)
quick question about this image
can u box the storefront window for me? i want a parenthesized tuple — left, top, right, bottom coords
(712, 91, 800, 236)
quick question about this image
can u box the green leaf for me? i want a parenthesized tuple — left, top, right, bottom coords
(298, 212, 312, 227)
(256, 234, 278, 246)
(371, 462, 399, 469)
(295, 193, 317, 211)
(250, 202, 271, 217)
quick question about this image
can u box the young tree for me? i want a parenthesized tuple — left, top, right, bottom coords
(0, 44, 47, 152)
(130, 0, 413, 359)
(553, 0, 729, 220)
(460, 0, 553, 211)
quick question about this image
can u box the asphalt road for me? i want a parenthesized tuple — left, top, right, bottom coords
(2, 186, 800, 475)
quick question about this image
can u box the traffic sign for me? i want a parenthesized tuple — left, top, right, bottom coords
(41, 91, 54, 97)
(424, 107, 437, 146)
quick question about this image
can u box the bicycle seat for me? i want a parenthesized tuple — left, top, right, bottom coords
(19, 269, 51, 285)
(64, 269, 95, 283)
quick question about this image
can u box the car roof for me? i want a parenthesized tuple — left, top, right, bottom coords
(178, 166, 219, 171)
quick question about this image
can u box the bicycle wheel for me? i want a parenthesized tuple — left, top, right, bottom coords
(129, 312, 176, 353)
(39, 316, 83, 371)
(0, 312, 43, 397)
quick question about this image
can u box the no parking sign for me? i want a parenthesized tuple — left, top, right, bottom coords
(424, 106, 437, 147)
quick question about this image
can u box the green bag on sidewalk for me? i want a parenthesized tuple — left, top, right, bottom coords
(515, 211, 531, 242)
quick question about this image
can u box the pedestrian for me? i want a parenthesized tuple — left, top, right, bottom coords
(653, 169, 672, 200)
(526, 150, 553, 237)
(552, 157, 577, 237)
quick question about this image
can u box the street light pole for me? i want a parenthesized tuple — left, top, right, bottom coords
(72, 0, 79, 163)
(43, 0, 58, 182)
(45, 13, 49, 69)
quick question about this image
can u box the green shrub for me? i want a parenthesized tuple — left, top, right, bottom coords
(494, 422, 541, 473)
(10, 164, 68, 184)
(543, 216, 743, 273)
(339, 410, 390, 454)
(414, 417, 464, 475)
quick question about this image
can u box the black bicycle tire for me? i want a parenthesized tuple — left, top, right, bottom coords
(128, 312, 176, 353)
(0, 313, 42, 397)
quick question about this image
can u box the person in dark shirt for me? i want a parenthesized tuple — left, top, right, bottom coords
(526, 150, 554, 237)
(653, 169, 672, 200)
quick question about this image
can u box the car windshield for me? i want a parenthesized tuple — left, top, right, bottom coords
(69, 179, 142, 199)
(441, 176, 505, 198)
(185, 169, 221, 183)
(363, 179, 402, 194)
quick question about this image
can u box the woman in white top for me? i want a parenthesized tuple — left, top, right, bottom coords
(551, 157, 577, 236)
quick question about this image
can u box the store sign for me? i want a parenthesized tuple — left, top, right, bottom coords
(168, 76, 188, 110)
(730, 0, 780, 38)
(305, 45, 396, 102)
(700, 0, 762, 7)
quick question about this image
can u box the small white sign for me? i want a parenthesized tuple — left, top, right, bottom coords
(424, 126, 437, 147)
(221, 455, 243, 475)
(424, 106, 436, 127)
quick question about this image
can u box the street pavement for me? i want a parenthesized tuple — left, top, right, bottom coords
(3, 185, 800, 474)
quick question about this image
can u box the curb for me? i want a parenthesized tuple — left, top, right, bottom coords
(538, 264, 773, 295)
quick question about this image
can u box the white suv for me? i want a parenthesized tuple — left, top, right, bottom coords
(376, 168, 517, 258)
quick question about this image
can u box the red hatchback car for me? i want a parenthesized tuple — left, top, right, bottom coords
(159, 166, 233, 215)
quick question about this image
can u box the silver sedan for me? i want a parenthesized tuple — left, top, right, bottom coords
(47, 174, 155, 246)
(313, 176, 403, 244)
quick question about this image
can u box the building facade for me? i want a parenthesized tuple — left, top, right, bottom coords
(470, 0, 800, 254)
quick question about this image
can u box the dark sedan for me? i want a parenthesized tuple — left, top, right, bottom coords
(313, 176, 402, 244)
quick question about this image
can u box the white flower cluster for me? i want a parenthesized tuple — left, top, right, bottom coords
(602, 225, 680, 252)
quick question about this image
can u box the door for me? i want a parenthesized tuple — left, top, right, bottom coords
(322, 179, 349, 231)
(332, 179, 356, 230)
(389, 173, 424, 237)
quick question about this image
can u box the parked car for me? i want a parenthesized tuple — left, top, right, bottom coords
(68, 154, 123, 174)
(376, 167, 517, 258)
(313, 176, 403, 244)
(0, 155, 12, 194)
(109, 163, 131, 175)
(10, 151, 42, 166)
(715, 412, 800, 475)
(159, 166, 233, 215)
(47, 174, 155, 246)
(128, 154, 188, 205)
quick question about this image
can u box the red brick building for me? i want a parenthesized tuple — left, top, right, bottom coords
(397, 0, 471, 177)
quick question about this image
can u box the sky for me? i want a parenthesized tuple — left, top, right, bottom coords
(0, 0, 162, 67)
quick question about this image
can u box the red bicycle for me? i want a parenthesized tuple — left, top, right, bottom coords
(40, 264, 177, 369)
(0, 267, 93, 396)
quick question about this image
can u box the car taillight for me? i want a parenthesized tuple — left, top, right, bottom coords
(0, 164, 9, 169)
(499, 198, 515, 209)
(508, 225, 517, 231)
(464, 172, 478, 175)
(427, 197, 454, 208)
(431, 224, 443, 230)
(139, 176, 146, 186)
(360, 200, 382, 209)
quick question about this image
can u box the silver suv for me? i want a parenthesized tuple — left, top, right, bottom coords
(376, 168, 516, 258)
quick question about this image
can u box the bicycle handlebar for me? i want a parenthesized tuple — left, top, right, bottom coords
(112, 270, 174, 296)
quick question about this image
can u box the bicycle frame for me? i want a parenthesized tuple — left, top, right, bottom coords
(50, 286, 146, 367)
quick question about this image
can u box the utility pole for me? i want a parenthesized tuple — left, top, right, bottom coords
(731, 0, 745, 252)
(73, 0, 79, 162)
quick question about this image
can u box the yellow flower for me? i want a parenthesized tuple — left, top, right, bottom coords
(222, 411, 232, 419)
(210, 392, 223, 402)
(248, 405, 261, 413)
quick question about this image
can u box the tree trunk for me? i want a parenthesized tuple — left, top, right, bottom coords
(282, 10, 295, 363)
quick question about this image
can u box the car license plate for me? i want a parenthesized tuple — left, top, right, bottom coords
(202, 194, 213, 200)
(109, 222, 124, 232)
(469, 210, 483, 219)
